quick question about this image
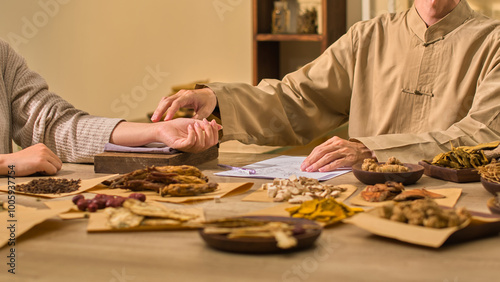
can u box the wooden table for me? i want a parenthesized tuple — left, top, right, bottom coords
(1, 153, 499, 282)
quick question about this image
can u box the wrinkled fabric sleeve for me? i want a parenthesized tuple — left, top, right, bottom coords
(354, 48, 500, 163)
(199, 31, 355, 147)
(5, 43, 123, 163)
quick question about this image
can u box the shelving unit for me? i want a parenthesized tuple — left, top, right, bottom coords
(252, 0, 346, 85)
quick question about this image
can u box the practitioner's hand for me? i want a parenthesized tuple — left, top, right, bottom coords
(300, 137, 373, 172)
(151, 88, 217, 122)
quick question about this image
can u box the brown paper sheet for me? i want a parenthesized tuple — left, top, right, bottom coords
(88, 182, 254, 204)
(349, 188, 462, 208)
(343, 207, 500, 248)
(0, 174, 118, 198)
(0, 202, 71, 248)
(44, 200, 85, 220)
(242, 184, 357, 203)
(86, 206, 205, 232)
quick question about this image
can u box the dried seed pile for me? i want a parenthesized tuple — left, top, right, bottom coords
(16, 178, 81, 194)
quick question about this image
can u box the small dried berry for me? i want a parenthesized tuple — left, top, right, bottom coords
(115, 197, 126, 206)
(94, 194, 108, 200)
(128, 193, 146, 202)
(72, 194, 85, 205)
(76, 198, 89, 211)
(87, 202, 98, 212)
(93, 198, 107, 209)
(106, 198, 123, 208)
(105, 197, 116, 208)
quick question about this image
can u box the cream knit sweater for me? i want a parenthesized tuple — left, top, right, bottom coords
(0, 39, 123, 163)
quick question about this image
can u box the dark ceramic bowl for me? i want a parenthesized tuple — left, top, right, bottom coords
(480, 177, 500, 196)
(352, 163, 424, 185)
(199, 216, 322, 254)
(487, 197, 500, 215)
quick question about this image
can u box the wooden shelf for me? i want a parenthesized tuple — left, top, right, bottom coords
(252, 0, 346, 85)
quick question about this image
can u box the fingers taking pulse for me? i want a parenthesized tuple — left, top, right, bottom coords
(150, 88, 218, 123)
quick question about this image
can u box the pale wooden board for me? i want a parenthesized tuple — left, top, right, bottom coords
(244, 202, 296, 217)
(94, 145, 218, 174)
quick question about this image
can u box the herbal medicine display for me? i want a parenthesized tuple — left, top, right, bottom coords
(297, 0, 320, 34)
(272, 1, 291, 34)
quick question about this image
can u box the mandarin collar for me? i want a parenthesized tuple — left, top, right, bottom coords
(408, 0, 473, 43)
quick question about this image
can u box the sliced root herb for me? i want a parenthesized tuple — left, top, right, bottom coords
(102, 165, 218, 197)
(426, 141, 500, 169)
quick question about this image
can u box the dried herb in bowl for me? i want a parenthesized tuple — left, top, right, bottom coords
(477, 159, 500, 183)
(16, 178, 81, 194)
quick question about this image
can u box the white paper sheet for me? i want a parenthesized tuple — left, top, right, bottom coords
(215, 155, 351, 181)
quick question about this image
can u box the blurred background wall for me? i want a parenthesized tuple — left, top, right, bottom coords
(0, 0, 362, 122)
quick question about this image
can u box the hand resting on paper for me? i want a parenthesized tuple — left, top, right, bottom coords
(300, 137, 374, 172)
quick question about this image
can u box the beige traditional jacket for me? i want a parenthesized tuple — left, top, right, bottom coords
(205, 0, 500, 163)
(0, 39, 122, 163)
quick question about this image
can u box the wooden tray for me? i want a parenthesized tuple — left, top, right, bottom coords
(418, 161, 480, 183)
(94, 145, 218, 174)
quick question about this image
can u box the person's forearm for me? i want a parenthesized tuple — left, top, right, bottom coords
(109, 122, 158, 147)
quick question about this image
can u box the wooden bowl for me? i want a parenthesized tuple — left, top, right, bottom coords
(487, 197, 500, 215)
(481, 177, 500, 196)
(199, 216, 322, 254)
(351, 163, 424, 185)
